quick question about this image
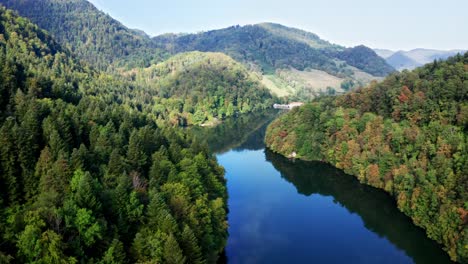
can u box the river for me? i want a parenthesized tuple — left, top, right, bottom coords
(191, 111, 453, 264)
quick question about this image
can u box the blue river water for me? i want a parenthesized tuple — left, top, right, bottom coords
(192, 111, 453, 264)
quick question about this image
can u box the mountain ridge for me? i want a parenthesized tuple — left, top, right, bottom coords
(375, 48, 466, 70)
(0, 0, 395, 99)
(0, 0, 168, 70)
(153, 22, 394, 77)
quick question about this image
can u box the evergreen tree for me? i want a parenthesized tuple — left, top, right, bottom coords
(164, 234, 186, 264)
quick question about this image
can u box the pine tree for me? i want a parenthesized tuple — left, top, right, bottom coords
(163, 234, 186, 264)
(0, 118, 20, 204)
(100, 239, 126, 264)
(71, 169, 102, 213)
(180, 225, 204, 264)
(127, 130, 147, 173)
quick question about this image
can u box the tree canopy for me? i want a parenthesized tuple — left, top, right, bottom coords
(0, 7, 227, 263)
(265, 53, 468, 262)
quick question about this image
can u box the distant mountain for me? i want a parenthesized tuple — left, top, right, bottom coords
(0, 0, 167, 70)
(154, 23, 395, 98)
(154, 23, 394, 77)
(1, 0, 394, 98)
(335, 45, 395, 77)
(375, 48, 466, 70)
(385, 52, 420, 71)
(374, 48, 395, 59)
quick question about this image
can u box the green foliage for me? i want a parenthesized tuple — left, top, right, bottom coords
(265, 53, 468, 262)
(164, 234, 187, 264)
(128, 51, 275, 125)
(0, 7, 227, 263)
(154, 23, 394, 77)
(336, 45, 395, 76)
(0, 0, 167, 70)
(100, 239, 126, 264)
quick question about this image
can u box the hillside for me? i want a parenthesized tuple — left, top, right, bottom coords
(126, 51, 275, 125)
(0, 0, 396, 99)
(154, 23, 395, 98)
(336, 45, 395, 76)
(265, 53, 468, 262)
(0, 7, 227, 263)
(0, 0, 167, 70)
(386, 51, 420, 71)
(376, 48, 466, 71)
(155, 24, 344, 75)
(154, 23, 393, 76)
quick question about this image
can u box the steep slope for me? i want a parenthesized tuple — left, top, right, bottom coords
(0, 0, 167, 70)
(256, 22, 340, 50)
(154, 23, 395, 98)
(0, 0, 394, 98)
(155, 24, 344, 75)
(265, 53, 468, 262)
(336, 45, 395, 76)
(155, 23, 393, 77)
(0, 7, 227, 263)
(126, 51, 275, 125)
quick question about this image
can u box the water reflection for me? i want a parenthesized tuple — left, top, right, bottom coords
(189, 110, 279, 154)
(197, 111, 452, 264)
(265, 150, 453, 264)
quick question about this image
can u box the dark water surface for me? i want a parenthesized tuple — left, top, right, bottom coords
(193, 111, 453, 264)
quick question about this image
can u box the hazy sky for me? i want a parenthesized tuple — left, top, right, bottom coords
(88, 0, 467, 51)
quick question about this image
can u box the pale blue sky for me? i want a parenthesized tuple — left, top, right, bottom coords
(88, 0, 467, 51)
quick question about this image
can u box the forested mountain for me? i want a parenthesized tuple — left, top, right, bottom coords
(336, 45, 395, 76)
(0, 0, 395, 99)
(154, 23, 393, 77)
(265, 53, 468, 262)
(126, 51, 275, 126)
(0, 7, 227, 263)
(0, 0, 167, 70)
(376, 48, 466, 71)
(154, 23, 395, 98)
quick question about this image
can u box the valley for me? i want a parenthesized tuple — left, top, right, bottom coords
(0, 0, 466, 263)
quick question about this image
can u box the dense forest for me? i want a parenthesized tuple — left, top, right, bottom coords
(154, 23, 394, 99)
(154, 23, 394, 77)
(0, 7, 227, 263)
(0, 0, 395, 79)
(335, 45, 395, 77)
(126, 51, 275, 126)
(0, 0, 167, 70)
(1, 0, 465, 263)
(265, 53, 468, 262)
(0, 0, 396, 100)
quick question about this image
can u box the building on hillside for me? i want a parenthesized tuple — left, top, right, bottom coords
(273, 102, 304, 110)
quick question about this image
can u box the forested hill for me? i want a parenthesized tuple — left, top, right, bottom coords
(0, 0, 167, 70)
(126, 51, 275, 125)
(0, 0, 395, 98)
(154, 23, 394, 77)
(0, 7, 227, 263)
(336, 45, 395, 76)
(154, 23, 394, 98)
(265, 53, 468, 262)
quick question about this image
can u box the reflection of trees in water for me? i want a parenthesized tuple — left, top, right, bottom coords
(265, 150, 453, 264)
(190, 110, 280, 154)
